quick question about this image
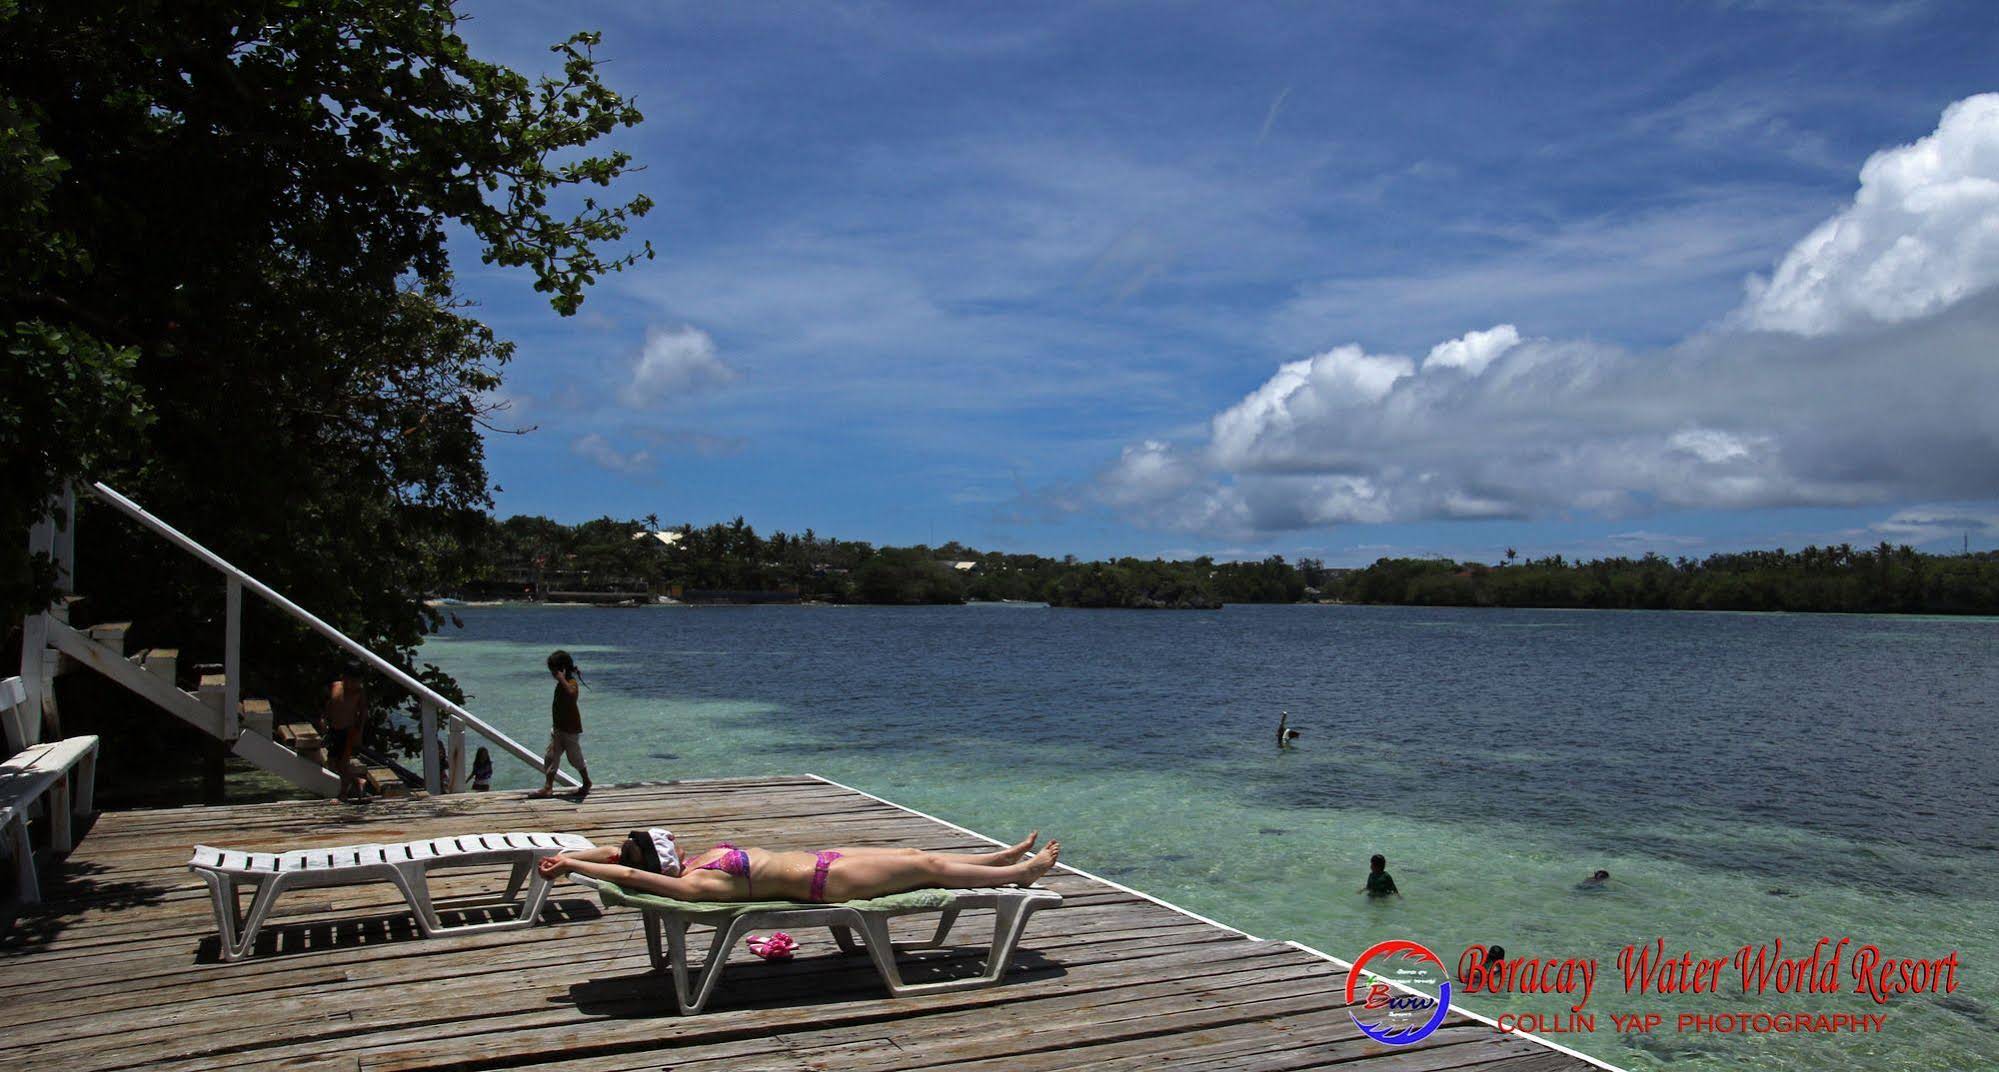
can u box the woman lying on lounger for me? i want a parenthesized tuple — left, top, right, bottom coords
(538, 828, 1060, 904)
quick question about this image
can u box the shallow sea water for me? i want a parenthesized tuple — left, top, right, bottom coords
(420, 603, 1999, 1071)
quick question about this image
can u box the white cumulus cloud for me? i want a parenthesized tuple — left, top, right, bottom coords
(622, 325, 738, 406)
(1737, 93, 1999, 335)
(1098, 94, 1999, 536)
(1422, 323, 1521, 374)
(1210, 344, 1415, 471)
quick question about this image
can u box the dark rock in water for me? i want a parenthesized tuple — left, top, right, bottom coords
(1154, 853, 1190, 863)
(1622, 1032, 1718, 1060)
(1257, 827, 1288, 835)
(648, 751, 680, 761)
(1938, 995, 1988, 1024)
(1765, 887, 1795, 897)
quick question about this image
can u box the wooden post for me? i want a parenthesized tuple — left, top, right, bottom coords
(18, 505, 55, 751)
(446, 717, 465, 794)
(223, 576, 242, 740)
(39, 484, 75, 741)
(202, 736, 226, 804)
(197, 676, 227, 801)
(53, 484, 75, 596)
(420, 698, 441, 795)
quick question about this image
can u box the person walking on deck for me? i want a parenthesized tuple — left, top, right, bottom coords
(529, 650, 592, 800)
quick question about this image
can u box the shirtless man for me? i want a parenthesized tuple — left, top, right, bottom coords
(322, 663, 368, 800)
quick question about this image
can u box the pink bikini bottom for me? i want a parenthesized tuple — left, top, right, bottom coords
(809, 850, 843, 903)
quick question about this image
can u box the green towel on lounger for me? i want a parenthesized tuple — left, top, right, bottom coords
(574, 875, 956, 917)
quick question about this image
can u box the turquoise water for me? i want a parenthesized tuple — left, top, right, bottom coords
(420, 603, 1997, 1070)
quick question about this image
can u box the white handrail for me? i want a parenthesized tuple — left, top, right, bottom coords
(83, 482, 576, 788)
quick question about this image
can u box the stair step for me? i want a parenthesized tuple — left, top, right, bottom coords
(51, 594, 85, 625)
(239, 697, 275, 738)
(276, 720, 323, 751)
(230, 729, 341, 797)
(85, 621, 132, 654)
(125, 647, 181, 686)
(365, 766, 408, 797)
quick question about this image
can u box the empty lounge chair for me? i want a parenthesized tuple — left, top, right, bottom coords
(189, 831, 593, 960)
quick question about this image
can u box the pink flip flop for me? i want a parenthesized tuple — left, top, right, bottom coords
(746, 932, 797, 960)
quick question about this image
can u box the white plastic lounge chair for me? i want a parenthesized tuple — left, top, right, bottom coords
(0, 731, 99, 904)
(574, 876, 1062, 1014)
(189, 831, 592, 960)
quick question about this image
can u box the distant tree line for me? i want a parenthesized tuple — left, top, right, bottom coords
(470, 515, 1337, 608)
(470, 518, 1999, 615)
(1339, 544, 1999, 614)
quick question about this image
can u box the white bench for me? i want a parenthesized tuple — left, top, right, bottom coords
(0, 733, 101, 904)
(188, 831, 593, 960)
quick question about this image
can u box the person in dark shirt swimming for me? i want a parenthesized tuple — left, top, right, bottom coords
(1362, 853, 1401, 897)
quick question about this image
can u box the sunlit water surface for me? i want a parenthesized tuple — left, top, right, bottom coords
(420, 603, 1998, 1071)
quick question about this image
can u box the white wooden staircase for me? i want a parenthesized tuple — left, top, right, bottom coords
(40, 604, 339, 796)
(12, 483, 573, 801)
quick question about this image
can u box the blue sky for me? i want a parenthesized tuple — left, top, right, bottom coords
(452, 2, 1999, 564)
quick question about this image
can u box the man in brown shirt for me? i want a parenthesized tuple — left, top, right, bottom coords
(529, 649, 591, 799)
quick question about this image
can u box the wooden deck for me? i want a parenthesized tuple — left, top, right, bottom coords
(0, 776, 1612, 1072)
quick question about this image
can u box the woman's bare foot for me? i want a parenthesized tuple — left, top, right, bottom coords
(994, 830, 1040, 864)
(1016, 841, 1060, 886)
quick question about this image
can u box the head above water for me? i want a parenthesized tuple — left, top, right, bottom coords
(1591, 869, 1610, 882)
(548, 650, 577, 675)
(1370, 854, 1386, 872)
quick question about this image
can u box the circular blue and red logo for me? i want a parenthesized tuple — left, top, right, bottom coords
(1346, 939, 1452, 1045)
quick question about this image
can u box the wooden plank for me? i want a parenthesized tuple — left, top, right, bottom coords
(0, 776, 1612, 1072)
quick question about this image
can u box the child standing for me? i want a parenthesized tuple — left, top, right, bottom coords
(528, 649, 592, 799)
(471, 746, 494, 791)
(1361, 853, 1401, 898)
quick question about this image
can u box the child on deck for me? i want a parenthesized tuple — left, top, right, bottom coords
(471, 746, 493, 791)
(528, 650, 592, 800)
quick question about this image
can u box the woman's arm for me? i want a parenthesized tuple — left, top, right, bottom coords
(542, 854, 712, 899)
(559, 845, 622, 864)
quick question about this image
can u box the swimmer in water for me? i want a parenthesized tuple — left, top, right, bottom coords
(1361, 853, 1401, 898)
(1276, 711, 1301, 749)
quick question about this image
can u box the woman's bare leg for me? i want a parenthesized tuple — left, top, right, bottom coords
(824, 842, 1059, 899)
(821, 831, 1039, 868)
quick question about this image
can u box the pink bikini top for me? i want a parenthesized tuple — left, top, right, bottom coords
(690, 842, 753, 897)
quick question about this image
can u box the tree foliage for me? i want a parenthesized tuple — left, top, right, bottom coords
(1335, 544, 1999, 614)
(1, 0, 650, 744)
